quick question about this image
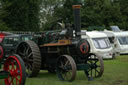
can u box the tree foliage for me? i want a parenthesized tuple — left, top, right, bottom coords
(0, 0, 41, 31)
(40, 0, 66, 30)
(0, 1, 10, 31)
(52, 0, 128, 30)
(0, 0, 128, 31)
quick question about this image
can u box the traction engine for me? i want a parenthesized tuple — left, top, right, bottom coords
(15, 0, 104, 82)
(0, 44, 26, 85)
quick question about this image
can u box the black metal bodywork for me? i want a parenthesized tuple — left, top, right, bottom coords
(2, 34, 34, 55)
(40, 39, 90, 70)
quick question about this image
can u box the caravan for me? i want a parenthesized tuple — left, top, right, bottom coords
(103, 31, 120, 58)
(104, 31, 128, 55)
(113, 32, 128, 54)
(81, 31, 113, 59)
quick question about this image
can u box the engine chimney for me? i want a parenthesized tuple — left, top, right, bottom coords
(72, 0, 82, 39)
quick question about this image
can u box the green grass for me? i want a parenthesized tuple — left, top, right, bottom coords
(0, 55, 128, 85)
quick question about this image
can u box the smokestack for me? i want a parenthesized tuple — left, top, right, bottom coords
(72, 4, 81, 38)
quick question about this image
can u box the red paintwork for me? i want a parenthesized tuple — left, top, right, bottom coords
(4, 56, 22, 85)
(80, 43, 89, 54)
(0, 46, 4, 60)
(0, 33, 6, 42)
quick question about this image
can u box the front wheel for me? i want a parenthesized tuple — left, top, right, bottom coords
(4, 54, 26, 85)
(84, 54, 104, 78)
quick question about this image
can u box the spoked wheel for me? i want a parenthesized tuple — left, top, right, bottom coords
(56, 55, 76, 82)
(16, 40, 41, 77)
(4, 54, 26, 85)
(85, 54, 104, 78)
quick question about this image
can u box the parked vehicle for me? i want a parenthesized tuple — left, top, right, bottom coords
(0, 33, 7, 43)
(1, 2, 104, 82)
(113, 31, 128, 54)
(0, 43, 26, 85)
(0, 32, 13, 43)
(103, 31, 120, 58)
(13, 4, 104, 82)
(104, 30, 128, 55)
(81, 30, 113, 59)
(2, 34, 35, 55)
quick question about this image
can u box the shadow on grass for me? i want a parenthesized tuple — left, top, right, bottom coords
(37, 71, 57, 79)
(35, 70, 90, 81)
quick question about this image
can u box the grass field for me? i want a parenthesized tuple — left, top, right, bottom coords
(0, 55, 128, 85)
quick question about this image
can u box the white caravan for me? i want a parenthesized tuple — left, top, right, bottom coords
(103, 31, 120, 58)
(81, 31, 113, 59)
(104, 31, 128, 55)
(113, 31, 128, 54)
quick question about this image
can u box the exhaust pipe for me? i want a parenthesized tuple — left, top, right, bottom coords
(72, 4, 81, 39)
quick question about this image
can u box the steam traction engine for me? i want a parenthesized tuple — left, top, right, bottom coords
(0, 43, 26, 85)
(16, 1, 104, 82)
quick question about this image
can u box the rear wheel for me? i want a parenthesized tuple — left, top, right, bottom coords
(16, 40, 41, 77)
(56, 55, 76, 82)
(4, 54, 26, 85)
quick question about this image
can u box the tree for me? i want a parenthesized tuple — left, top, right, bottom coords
(53, 0, 126, 30)
(28, 0, 41, 32)
(81, 0, 105, 28)
(40, 0, 65, 31)
(0, 0, 10, 31)
(1, 0, 41, 31)
(1, 0, 127, 31)
(118, 0, 128, 30)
